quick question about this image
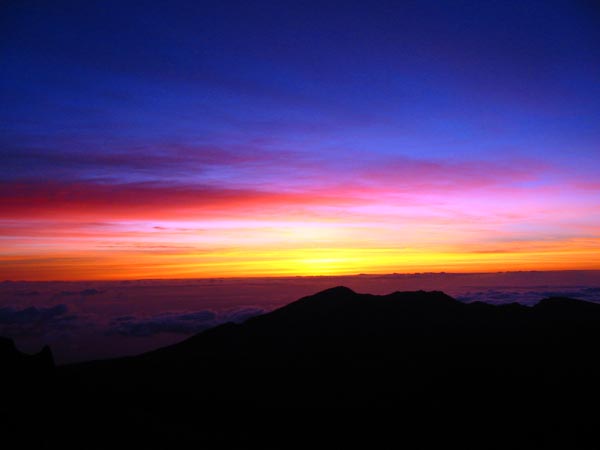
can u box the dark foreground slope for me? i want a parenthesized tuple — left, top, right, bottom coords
(3, 287, 600, 446)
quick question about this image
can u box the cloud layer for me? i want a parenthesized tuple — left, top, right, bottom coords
(110, 308, 264, 337)
(0, 304, 78, 337)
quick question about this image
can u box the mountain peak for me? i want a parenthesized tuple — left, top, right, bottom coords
(0, 336, 55, 382)
(0, 336, 17, 355)
(313, 286, 356, 298)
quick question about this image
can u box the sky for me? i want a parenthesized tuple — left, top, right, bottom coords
(1, 0, 600, 280)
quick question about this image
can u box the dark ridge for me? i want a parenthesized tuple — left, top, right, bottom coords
(312, 285, 357, 297)
(534, 296, 600, 309)
(3, 289, 600, 446)
(0, 336, 18, 358)
(0, 336, 54, 381)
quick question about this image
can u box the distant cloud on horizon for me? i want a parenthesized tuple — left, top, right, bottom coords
(457, 287, 600, 305)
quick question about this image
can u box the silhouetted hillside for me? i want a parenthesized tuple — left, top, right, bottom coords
(0, 336, 54, 380)
(2, 287, 600, 447)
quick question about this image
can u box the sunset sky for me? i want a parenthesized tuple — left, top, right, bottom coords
(1, 0, 599, 280)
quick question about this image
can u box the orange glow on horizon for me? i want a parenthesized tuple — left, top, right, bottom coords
(2, 239, 599, 281)
(1, 179, 599, 281)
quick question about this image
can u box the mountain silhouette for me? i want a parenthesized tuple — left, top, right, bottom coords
(2, 287, 600, 446)
(0, 336, 54, 380)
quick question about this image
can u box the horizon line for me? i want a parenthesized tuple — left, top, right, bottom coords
(3, 268, 600, 284)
